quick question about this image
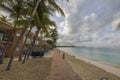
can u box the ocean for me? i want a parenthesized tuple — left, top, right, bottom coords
(58, 47, 120, 67)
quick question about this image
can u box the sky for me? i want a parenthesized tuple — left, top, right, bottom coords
(0, 0, 120, 47)
(52, 0, 120, 47)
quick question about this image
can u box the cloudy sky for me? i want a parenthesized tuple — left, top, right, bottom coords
(0, 0, 120, 47)
(52, 0, 120, 47)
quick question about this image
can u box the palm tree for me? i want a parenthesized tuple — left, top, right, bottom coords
(0, 0, 26, 64)
(25, 0, 59, 60)
(45, 27, 58, 47)
(15, 17, 35, 61)
(22, 7, 56, 63)
(22, 28, 40, 63)
(0, 15, 10, 23)
(6, 0, 68, 70)
(0, 0, 12, 4)
(50, 28, 58, 47)
(6, 0, 41, 70)
(0, 0, 26, 24)
(18, 26, 33, 61)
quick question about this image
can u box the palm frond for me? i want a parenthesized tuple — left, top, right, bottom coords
(0, 3, 14, 13)
(14, 19, 27, 27)
(47, 0, 65, 17)
(0, 15, 11, 22)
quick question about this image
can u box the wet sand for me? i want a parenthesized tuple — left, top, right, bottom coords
(62, 51, 120, 80)
(76, 55, 120, 77)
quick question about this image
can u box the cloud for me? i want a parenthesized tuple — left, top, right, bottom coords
(84, 13, 96, 22)
(112, 18, 120, 31)
(55, 0, 120, 47)
(57, 21, 69, 36)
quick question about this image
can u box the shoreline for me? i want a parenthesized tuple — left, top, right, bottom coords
(76, 55, 120, 77)
(63, 50, 120, 68)
(60, 50, 120, 78)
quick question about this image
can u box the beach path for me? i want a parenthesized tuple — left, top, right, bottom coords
(48, 50, 80, 80)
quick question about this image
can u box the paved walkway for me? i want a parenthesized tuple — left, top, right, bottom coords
(48, 50, 80, 80)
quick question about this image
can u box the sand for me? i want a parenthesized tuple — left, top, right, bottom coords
(62, 51, 120, 80)
(48, 49, 81, 80)
(0, 57, 52, 80)
(76, 55, 120, 77)
(0, 49, 120, 80)
(0, 49, 80, 80)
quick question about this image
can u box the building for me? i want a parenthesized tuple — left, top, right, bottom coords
(0, 21, 40, 58)
(0, 21, 13, 57)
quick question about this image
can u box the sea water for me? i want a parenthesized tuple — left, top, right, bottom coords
(58, 47, 120, 67)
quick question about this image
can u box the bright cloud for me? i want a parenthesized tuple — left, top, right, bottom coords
(56, 0, 120, 47)
(57, 20, 69, 35)
(84, 13, 96, 22)
(112, 18, 120, 31)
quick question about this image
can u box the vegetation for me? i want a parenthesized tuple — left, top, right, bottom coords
(0, 0, 69, 70)
(0, 0, 27, 64)
(0, 15, 10, 23)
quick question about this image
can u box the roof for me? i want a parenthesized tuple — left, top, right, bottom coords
(0, 21, 13, 30)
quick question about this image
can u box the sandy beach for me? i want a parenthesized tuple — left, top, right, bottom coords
(76, 55, 120, 77)
(48, 49, 81, 80)
(0, 49, 80, 80)
(0, 49, 120, 80)
(62, 50, 120, 80)
(0, 57, 52, 80)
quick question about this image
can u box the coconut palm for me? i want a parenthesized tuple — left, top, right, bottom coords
(18, 0, 64, 63)
(18, 24, 33, 61)
(0, 15, 10, 23)
(6, 0, 68, 70)
(0, 0, 27, 64)
(50, 28, 58, 47)
(45, 27, 58, 47)
(6, 0, 41, 70)
(25, 0, 59, 60)
(0, 0, 12, 5)
(18, 20, 34, 61)
(22, 9, 56, 63)
(0, 0, 26, 23)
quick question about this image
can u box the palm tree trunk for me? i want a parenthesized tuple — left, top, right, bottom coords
(1, 29, 14, 64)
(22, 28, 40, 64)
(6, 0, 41, 70)
(27, 28, 40, 59)
(18, 27, 32, 61)
(1, 0, 25, 64)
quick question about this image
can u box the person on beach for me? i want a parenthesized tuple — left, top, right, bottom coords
(63, 53, 65, 59)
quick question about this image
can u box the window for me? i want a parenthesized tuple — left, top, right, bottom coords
(16, 32, 21, 36)
(24, 35, 32, 44)
(26, 38, 31, 44)
(0, 30, 5, 41)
